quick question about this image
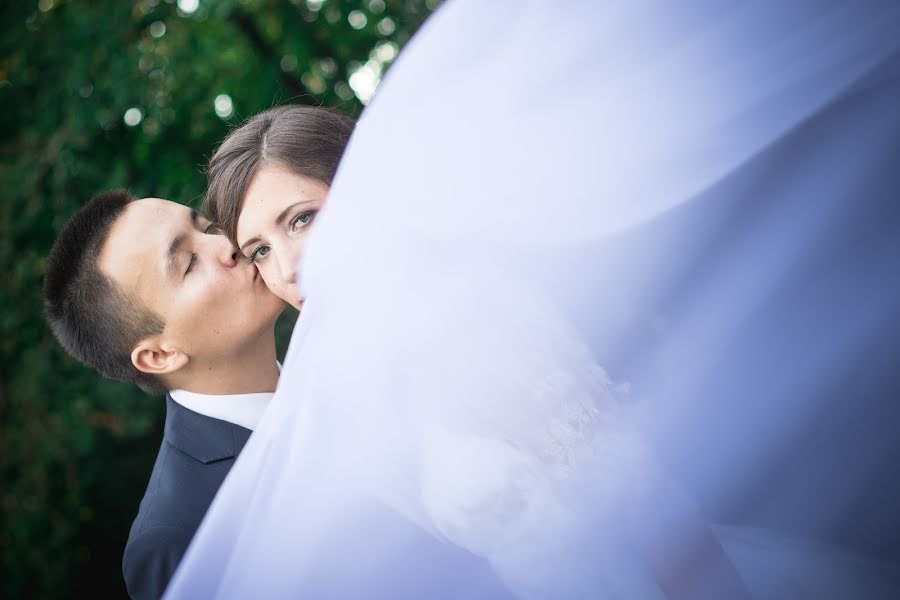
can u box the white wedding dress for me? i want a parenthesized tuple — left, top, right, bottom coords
(165, 1, 900, 597)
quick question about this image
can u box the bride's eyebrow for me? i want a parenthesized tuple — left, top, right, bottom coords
(274, 200, 317, 226)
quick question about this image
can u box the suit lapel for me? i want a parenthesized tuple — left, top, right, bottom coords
(164, 394, 252, 463)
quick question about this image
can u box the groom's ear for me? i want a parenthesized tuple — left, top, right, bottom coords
(130, 338, 189, 376)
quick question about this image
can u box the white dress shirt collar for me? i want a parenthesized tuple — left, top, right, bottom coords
(169, 388, 273, 432)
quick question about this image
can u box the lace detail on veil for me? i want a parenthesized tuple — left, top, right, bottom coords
(403, 266, 659, 596)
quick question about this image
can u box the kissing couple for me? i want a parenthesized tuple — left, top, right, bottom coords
(46, 105, 514, 599)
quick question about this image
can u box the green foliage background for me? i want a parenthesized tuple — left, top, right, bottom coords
(0, 1, 437, 596)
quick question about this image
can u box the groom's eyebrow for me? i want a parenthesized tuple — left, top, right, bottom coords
(165, 209, 202, 279)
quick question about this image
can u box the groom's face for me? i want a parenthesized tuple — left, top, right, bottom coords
(99, 198, 284, 362)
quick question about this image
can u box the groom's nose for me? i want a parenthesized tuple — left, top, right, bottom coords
(209, 235, 240, 268)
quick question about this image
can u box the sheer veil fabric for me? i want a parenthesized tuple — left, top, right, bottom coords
(165, 1, 900, 598)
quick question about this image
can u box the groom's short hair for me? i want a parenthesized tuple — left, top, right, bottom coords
(44, 189, 167, 395)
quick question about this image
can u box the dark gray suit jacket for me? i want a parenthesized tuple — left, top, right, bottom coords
(123, 395, 251, 600)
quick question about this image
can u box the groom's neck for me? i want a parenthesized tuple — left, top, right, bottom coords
(167, 334, 280, 396)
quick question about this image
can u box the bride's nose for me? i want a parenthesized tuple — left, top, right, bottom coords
(275, 244, 299, 284)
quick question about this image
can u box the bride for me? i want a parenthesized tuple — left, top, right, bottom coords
(166, 0, 900, 598)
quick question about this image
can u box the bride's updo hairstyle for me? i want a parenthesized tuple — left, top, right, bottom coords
(205, 105, 355, 247)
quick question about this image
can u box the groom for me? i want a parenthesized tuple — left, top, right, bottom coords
(43, 190, 286, 599)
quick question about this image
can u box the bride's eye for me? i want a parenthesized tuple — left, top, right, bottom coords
(290, 211, 316, 232)
(248, 245, 271, 263)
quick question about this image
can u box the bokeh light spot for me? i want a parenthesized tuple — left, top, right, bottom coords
(348, 10, 367, 30)
(348, 60, 382, 104)
(280, 54, 299, 72)
(319, 57, 337, 77)
(301, 72, 326, 95)
(149, 21, 166, 38)
(334, 81, 353, 101)
(124, 107, 143, 127)
(214, 94, 234, 119)
(177, 0, 199, 14)
(377, 17, 395, 36)
(373, 41, 398, 63)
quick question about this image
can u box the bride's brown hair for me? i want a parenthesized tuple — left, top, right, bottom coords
(205, 105, 355, 246)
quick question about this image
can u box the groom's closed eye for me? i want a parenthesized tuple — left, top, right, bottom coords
(184, 253, 198, 278)
(176, 211, 226, 280)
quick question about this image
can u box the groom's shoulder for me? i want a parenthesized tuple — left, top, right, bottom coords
(121, 437, 220, 600)
(122, 396, 248, 599)
(126, 397, 245, 535)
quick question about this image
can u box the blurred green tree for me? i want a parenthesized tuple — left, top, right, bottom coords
(0, 0, 439, 597)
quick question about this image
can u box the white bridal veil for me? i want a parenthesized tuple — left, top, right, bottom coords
(166, 0, 900, 597)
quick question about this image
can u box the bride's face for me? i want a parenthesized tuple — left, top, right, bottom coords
(236, 164, 330, 309)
